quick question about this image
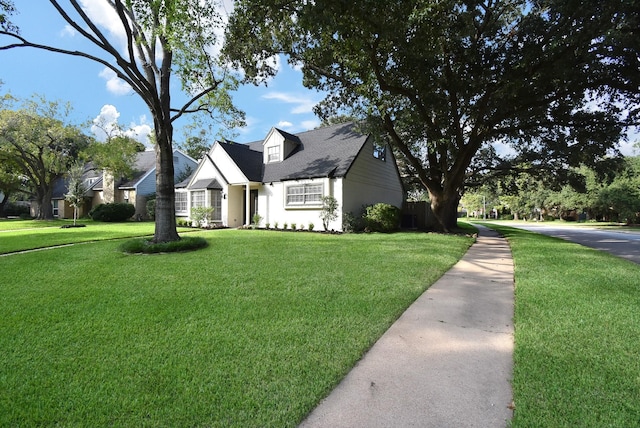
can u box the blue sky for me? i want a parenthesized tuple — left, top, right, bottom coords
(0, 1, 325, 149)
(1, 2, 637, 156)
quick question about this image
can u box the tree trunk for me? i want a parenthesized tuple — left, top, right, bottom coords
(0, 192, 9, 217)
(36, 186, 54, 220)
(153, 128, 179, 243)
(429, 191, 461, 233)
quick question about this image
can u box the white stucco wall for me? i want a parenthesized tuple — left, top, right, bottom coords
(258, 177, 343, 231)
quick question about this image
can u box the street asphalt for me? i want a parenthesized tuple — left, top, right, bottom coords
(299, 225, 515, 428)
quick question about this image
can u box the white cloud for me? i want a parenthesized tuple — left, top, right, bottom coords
(91, 104, 121, 141)
(125, 116, 153, 145)
(60, 24, 76, 38)
(99, 67, 132, 96)
(277, 121, 294, 129)
(92, 105, 152, 146)
(262, 91, 318, 115)
(79, 0, 127, 49)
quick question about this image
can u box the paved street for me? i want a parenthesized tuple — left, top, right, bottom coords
(493, 222, 640, 264)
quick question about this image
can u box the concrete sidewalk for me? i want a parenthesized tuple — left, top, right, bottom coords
(300, 225, 515, 428)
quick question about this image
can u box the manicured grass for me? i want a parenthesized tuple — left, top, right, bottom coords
(0, 221, 192, 254)
(0, 229, 473, 427)
(0, 218, 89, 230)
(485, 224, 640, 427)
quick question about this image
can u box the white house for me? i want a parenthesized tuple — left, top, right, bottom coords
(176, 122, 404, 231)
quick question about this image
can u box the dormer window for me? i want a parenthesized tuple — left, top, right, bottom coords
(267, 145, 280, 163)
(373, 143, 386, 161)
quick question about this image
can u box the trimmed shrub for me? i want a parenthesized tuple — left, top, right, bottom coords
(3, 202, 30, 217)
(191, 206, 214, 227)
(363, 203, 401, 232)
(119, 236, 208, 254)
(89, 203, 136, 222)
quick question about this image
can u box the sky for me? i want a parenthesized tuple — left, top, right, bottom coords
(1, 1, 637, 156)
(0, 1, 326, 149)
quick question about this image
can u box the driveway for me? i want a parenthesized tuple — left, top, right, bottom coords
(493, 222, 640, 264)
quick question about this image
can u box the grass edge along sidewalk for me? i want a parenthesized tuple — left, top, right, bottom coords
(485, 223, 640, 427)
(0, 229, 473, 427)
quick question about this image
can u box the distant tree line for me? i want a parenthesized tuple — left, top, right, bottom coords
(461, 156, 640, 224)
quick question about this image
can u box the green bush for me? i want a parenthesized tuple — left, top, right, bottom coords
(89, 203, 136, 222)
(252, 213, 263, 229)
(191, 206, 214, 227)
(3, 202, 30, 217)
(363, 203, 401, 232)
(119, 236, 208, 254)
(146, 199, 156, 220)
(320, 196, 339, 231)
(342, 211, 365, 233)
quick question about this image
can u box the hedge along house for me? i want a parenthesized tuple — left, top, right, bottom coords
(176, 122, 404, 231)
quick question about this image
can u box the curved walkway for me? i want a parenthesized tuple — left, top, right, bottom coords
(300, 225, 515, 428)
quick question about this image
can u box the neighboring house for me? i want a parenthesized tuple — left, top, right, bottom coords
(50, 164, 102, 219)
(176, 122, 404, 231)
(51, 149, 197, 219)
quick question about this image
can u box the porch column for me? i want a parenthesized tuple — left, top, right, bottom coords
(245, 183, 251, 226)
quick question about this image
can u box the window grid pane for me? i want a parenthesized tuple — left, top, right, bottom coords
(286, 184, 323, 206)
(267, 146, 280, 162)
(175, 192, 187, 212)
(212, 191, 222, 221)
(191, 191, 205, 208)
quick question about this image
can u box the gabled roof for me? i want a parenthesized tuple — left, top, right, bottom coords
(52, 164, 103, 199)
(270, 128, 301, 145)
(262, 122, 367, 182)
(190, 178, 223, 190)
(118, 150, 156, 189)
(184, 122, 371, 186)
(218, 141, 264, 182)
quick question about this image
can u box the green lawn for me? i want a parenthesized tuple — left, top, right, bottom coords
(0, 220, 193, 254)
(485, 224, 640, 427)
(0, 228, 473, 427)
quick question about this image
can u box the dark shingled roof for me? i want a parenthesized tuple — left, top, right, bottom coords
(215, 122, 367, 183)
(190, 178, 222, 190)
(262, 122, 367, 182)
(118, 151, 156, 188)
(218, 141, 264, 182)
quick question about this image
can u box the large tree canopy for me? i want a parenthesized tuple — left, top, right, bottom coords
(1, 0, 244, 242)
(0, 98, 90, 219)
(225, 0, 639, 231)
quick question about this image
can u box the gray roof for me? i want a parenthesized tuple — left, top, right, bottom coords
(218, 142, 264, 182)
(219, 122, 368, 183)
(52, 164, 103, 199)
(263, 122, 368, 182)
(190, 178, 222, 190)
(118, 151, 156, 188)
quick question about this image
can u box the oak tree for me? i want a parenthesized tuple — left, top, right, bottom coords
(226, 0, 639, 231)
(0, 98, 90, 219)
(1, 0, 243, 242)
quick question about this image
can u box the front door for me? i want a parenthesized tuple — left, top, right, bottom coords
(243, 189, 259, 224)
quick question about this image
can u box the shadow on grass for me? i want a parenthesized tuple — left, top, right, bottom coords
(118, 236, 209, 254)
